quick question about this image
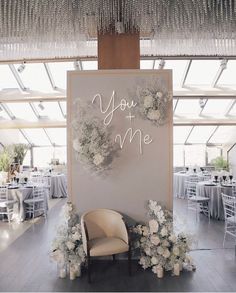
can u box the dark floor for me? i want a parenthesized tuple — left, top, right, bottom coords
(0, 198, 236, 292)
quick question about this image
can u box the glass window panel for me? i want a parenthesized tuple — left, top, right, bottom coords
(187, 126, 216, 143)
(0, 65, 19, 90)
(33, 101, 65, 121)
(164, 60, 189, 86)
(207, 146, 221, 164)
(208, 126, 236, 144)
(175, 99, 201, 117)
(227, 100, 236, 116)
(23, 129, 51, 146)
(201, 99, 232, 116)
(0, 129, 29, 145)
(82, 61, 98, 70)
(140, 60, 154, 69)
(174, 126, 192, 144)
(45, 128, 66, 145)
(185, 145, 206, 167)
(6, 103, 38, 121)
(173, 145, 184, 167)
(59, 101, 66, 117)
(0, 106, 10, 120)
(185, 60, 220, 85)
(218, 61, 236, 86)
(33, 146, 66, 167)
(19, 63, 54, 93)
(48, 62, 74, 90)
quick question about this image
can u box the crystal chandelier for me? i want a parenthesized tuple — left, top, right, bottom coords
(0, 0, 236, 60)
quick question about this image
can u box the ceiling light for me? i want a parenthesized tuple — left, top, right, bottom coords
(38, 102, 44, 110)
(115, 21, 125, 34)
(73, 61, 80, 70)
(17, 62, 25, 73)
(158, 59, 165, 69)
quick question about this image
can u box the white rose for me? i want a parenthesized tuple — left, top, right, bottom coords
(162, 239, 169, 247)
(73, 139, 81, 152)
(144, 247, 151, 256)
(169, 234, 177, 243)
(150, 235, 160, 246)
(72, 232, 81, 241)
(155, 91, 163, 99)
(144, 95, 154, 108)
(163, 248, 170, 259)
(160, 227, 168, 237)
(151, 256, 158, 265)
(173, 246, 180, 256)
(93, 153, 104, 166)
(149, 219, 159, 234)
(147, 109, 161, 121)
(66, 241, 75, 251)
(157, 246, 164, 255)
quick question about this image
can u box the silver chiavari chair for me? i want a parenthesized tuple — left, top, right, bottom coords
(0, 186, 17, 222)
(222, 193, 236, 247)
(24, 186, 47, 219)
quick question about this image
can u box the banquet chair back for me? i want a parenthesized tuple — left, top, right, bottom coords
(203, 174, 212, 181)
(0, 186, 8, 200)
(81, 209, 130, 282)
(24, 186, 47, 219)
(222, 193, 236, 247)
(232, 184, 236, 197)
(188, 175, 200, 183)
(0, 186, 16, 222)
(186, 181, 197, 198)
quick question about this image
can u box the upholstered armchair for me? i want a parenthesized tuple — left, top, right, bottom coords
(81, 209, 131, 282)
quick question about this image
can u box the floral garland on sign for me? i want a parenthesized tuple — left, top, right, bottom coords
(134, 78, 172, 126)
(132, 200, 195, 278)
(72, 99, 118, 173)
(50, 202, 86, 280)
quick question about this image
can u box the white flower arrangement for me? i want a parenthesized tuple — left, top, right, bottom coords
(50, 202, 86, 278)
(134, 79, 172, 126)
(72, 99, 118, 173)
(132, 200, 195, 277)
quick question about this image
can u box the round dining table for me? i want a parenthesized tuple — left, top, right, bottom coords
(196, 181, 233, 220)
(49, 174, 67, 198)
(174, 172, 204, 198)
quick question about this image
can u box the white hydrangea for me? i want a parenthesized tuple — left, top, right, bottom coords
(66, 241, 75, 251)
(173, 246, 180, 256)
(157, 246, 164, 255)
(150, 235, 160, 246)
(93, 153, 104, 166)
(144, 95, 154, 108)
(163, 249, 170, 259)
(160, 227, 168, 237)
(147, 109, 161, 121)
(155, 91, 163, 99)
(149, 219, 159, 234)
(151, 256, 158, 265)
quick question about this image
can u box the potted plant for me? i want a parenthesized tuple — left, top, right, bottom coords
(210, 156, 229, 171)
(0, 147, 14, 182)
(12, 144, 29, 165)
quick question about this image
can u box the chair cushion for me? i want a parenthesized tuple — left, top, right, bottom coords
(189, 196, 210, 202)
(0, 200, 16, 207)
(89, 237, 129, 257)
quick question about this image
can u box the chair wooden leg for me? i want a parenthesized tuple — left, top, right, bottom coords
(87, 254, 91, 283)
(112, 254, 116, 262)
(128, 247, 131, 276)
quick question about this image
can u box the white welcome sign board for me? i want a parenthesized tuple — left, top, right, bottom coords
(67, 70, 173, 221)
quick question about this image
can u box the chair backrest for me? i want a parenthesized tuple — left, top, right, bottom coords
(203, 174, 212, 181)
(0, 186, 8, 200)
(188, 175, 200, 183)
(232, 184, 236, 197)
(186, 181, 197, 198)
(222, 193, 236, 221)
(81, 209, 128, 254)
(33, 186, 45, 198)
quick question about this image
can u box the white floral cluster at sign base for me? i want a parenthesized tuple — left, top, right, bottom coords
(50, 202, 86, 280)
(135, 80, 172, 126)
(132, 200, 195, 278)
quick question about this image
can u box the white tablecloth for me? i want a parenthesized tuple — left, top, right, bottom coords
(8, 186, 48, 222)
(196, 182, 232, 220)
(173, 173, 204, 198)
(49, 175, 67, 198)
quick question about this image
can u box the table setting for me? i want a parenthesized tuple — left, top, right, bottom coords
(196, 175, 235, 220)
